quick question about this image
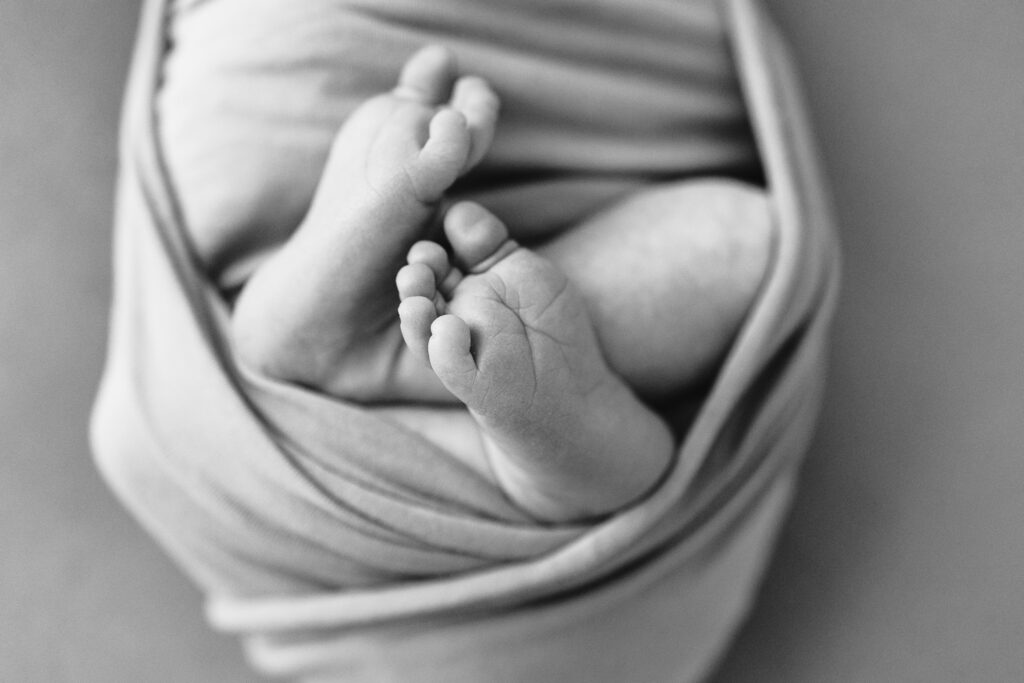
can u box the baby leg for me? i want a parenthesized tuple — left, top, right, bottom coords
(537, 179, 774, 400)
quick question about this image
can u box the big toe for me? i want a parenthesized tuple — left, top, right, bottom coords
(394, 45, 458, 105)
(444, 202, 518, 273)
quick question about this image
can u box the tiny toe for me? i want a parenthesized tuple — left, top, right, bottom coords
(396, 262, 438, 301)
(451, 76, 500, 170)
(411, 109, 470, 200)
(428, 315, 477, 395)
(398, 297, 438, 364)
(407, 240, 462, 297)
(407, 240, 450, 277)
(437, 267, 463, 298)
(444, 201, 519, 273)
(393, 45, 457, 104)
(426, 108, 469, 151)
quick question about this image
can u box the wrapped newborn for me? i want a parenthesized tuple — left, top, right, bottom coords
(92, 0, 839, 679)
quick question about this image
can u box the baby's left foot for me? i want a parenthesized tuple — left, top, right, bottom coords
(230, 46, 497, 402)
(397, 203, 674, 521)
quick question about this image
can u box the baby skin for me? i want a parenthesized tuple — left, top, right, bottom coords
(232, 46, 773, 522)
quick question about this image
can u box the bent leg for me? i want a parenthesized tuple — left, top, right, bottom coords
(536, 178, 774, 400)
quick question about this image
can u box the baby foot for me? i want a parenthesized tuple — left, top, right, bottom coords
(231, 45, 499, 401)
(397, 202, 674, 522)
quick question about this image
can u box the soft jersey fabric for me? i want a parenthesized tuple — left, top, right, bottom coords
(93, 0, 838, 680)
(159, 0, 759, 290)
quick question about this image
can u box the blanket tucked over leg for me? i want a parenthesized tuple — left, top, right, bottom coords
(91, 0, 840, 679)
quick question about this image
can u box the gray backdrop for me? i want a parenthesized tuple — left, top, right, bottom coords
(2, 0, 1021, 680)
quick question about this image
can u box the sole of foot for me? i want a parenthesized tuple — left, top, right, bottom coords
(398, 201, 674, 522)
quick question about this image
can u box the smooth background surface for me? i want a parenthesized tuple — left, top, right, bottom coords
(1, 1, 1021, 680)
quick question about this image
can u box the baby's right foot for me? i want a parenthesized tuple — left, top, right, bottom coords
(231, 46, 498, 401)
(397, 203, 675, 522)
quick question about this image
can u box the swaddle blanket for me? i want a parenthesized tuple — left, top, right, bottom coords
(91, 0, 839, 679)
(159, 0, 762, 292)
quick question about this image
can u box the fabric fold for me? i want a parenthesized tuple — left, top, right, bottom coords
(91, 0, 839, 678)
